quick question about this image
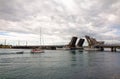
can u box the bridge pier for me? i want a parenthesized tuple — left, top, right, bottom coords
(100, 47, 104, 51)
(111, 47, 116, 52)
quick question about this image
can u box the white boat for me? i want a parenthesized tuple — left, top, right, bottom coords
(56, 47, 73, 50)
(56, 47, 83, 50)
(84, 47, 100, 51)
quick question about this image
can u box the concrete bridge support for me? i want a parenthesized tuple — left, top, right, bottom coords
(100, 47, 104, 51)
(111, 47, 116, 52)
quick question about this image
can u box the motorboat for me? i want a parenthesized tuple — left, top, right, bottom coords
(16, 51, 24, 54)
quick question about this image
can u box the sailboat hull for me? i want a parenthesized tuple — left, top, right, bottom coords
(31, 49, 44, 53)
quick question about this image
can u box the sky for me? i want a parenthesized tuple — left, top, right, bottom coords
(0, 0, 120, 46)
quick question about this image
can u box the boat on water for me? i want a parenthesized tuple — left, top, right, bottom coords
(16, 51, 24, 54)
(31, 48, 44, 53)
(56, 46, 83, 50)
(31, 27, 44, 53)
(84, 47, 100, 51)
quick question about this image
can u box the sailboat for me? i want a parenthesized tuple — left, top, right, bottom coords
(31, 27, 44, 53)
(31, 47, 44, 53)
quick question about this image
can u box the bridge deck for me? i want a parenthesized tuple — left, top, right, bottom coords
(12, 45, 65, 49)
(99, 44, 120, 48)
(98, 44, 120, 52)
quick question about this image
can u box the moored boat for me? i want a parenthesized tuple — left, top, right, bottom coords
(84, 47, 100, 51)
(31, 48, 44, 53)
(16, 51, 24, 54)
(31, 27, 45, 53)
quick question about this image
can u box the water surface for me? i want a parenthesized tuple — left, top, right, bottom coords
(0, 49, 120, 79)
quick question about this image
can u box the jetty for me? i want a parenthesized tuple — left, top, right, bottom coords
(12, 45, 64, 50)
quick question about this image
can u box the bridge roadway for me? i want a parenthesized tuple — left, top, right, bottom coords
(12, 45, 65, 50)
(98, 44, 120, 52)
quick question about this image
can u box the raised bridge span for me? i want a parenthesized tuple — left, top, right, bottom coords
(85, 35, 120, 52)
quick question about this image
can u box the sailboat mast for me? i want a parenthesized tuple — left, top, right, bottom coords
(4, 39, 6, 45)
(40, 27, 41, 46)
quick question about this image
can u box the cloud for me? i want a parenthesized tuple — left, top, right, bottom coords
(0, 0, 120, 45)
